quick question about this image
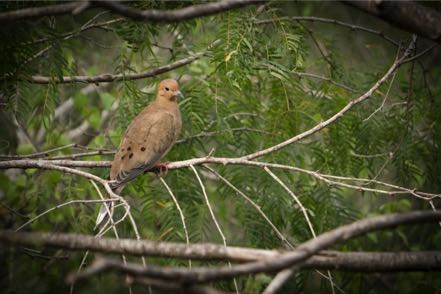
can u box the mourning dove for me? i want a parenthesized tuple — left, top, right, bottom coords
(95, 79, 184, 228)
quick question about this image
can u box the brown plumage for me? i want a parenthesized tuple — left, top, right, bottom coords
(96, 79, 183, 228)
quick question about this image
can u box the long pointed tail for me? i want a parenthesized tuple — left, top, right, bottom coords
(94, 201, 113, 231)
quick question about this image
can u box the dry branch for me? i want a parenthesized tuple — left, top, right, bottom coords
(94, 0, 263, 22)
(1, 230, 440, 272)
(255, 16, 399, 46)
(0, 0, 261, 24)
(344, 1, 441, 43)
(243, 36, 416, 160)
(65, 211, 441, 283)
(27, 52, 204, 84)
(0, 2, 79, 23)
(1, 156, 439, 200)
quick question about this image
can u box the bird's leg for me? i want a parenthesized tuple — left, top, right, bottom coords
(152, 161, 170, 176)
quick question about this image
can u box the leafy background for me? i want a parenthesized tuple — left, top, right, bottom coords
(1, 1, 441, 293)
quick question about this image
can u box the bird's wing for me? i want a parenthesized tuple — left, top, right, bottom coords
(110, 110, 177, 189)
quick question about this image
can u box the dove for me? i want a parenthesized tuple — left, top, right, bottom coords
(95, 79, 184, 229)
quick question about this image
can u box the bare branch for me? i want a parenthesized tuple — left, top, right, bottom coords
(3, 230, 441, 273)
(1, 156, 439, 200)
(0, 0, 261, 24)
(8, 40, 219, 84)
(189, 165, 239, 292)
(65, 211, 441, 283)
(159, 177, 191, 267)
(344, 1, 441, 43)
(264, 167, 336, 294)
(25, 52, 204, 84)
(242, 36, 416, 160)
(203, 165, 293, 249)
(14, 198, 119, 232)
(255, 16, 399, 46)
(93, 0, 262, 22)
(0, 2, 79, 24)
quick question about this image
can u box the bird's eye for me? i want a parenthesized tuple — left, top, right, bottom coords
(165, 87, 169, 91)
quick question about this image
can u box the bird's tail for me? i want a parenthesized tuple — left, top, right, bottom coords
(94, 201, 113, 231)
(94, 183, 125, 231)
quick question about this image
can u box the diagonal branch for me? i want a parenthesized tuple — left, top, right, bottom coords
(203, 165, 293, 249)
(189, 165, 239, 292)
(242, 36, 416, 160)
(343, 1, 441, 43)
(159, 177, 191, 267)
(65, 211, 441, 283)
(255, 16, 399, 46)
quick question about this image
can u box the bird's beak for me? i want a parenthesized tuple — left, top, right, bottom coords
(176, 90, 185, 99)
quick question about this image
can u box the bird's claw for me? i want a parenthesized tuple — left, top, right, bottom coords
(153, 162, 170, 176)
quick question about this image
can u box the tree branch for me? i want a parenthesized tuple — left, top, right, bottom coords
(344, 1, 441, 43)
(25, 52, 204, 84)
(7, 39, 219, 84)
(0, 2, 79, 24)
(1, 156, 439, 200)
(242, 35, 416, 160)
(255, 16, 399, 46)
(0, 0, 262, 24)
(94, 0, 263, 22)
(1, 230, 441, 272)
(64, 211, 441, 283)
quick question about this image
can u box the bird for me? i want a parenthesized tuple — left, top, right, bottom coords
(95, 78, 184, 229)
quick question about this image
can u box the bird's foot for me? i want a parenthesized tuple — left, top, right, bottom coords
(153, 161, 170, 177)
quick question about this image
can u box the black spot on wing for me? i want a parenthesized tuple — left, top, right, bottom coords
(141, 147, 146, 151)
(129, 153, 133, 159)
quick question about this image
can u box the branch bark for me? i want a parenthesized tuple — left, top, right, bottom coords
(0, 156, 438, 200)
(0, 2, 79, 24)
(344, 1, 441, 43)
(25, 52, 204, 84)
(0, 0, 261, 24)
(93, 0, 263, 22)
(66, 211, 441, 283)
(243, 36, 416, 160)
(2, 230, 440, 273)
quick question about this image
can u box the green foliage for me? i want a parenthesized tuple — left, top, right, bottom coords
(1, 1, 441, 293)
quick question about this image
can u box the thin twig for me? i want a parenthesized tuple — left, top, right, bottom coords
(242, 36, 416, 160)
(203, 165, 294, 248)
(363, 70, 398, 121)
(14, 199, 118, 232)
(264, 167, 336, 294)
(255, 16, 399, 46)
(159, 177, 191, 268)
(189, 165, 239, 293)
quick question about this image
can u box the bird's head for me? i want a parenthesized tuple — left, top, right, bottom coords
(156, 79, 184, 102)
